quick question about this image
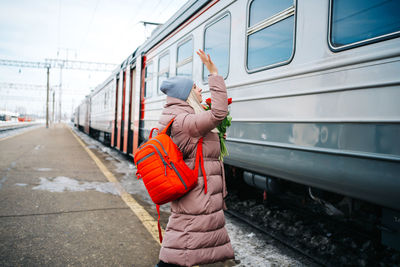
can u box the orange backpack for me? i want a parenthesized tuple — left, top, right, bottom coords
(134, 118, 207, 243)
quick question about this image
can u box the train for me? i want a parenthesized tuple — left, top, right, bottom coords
(74, 0, 400, 250)
(0, 110, 19, 121)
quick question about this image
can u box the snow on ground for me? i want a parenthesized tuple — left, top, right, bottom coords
(225, 216, 305, 267)
(0, 123, 43, 139)
(36, 168, 52, 172)
(0, 121, 23, 126)
(32, 176, 120, 195)
(70, 126, 167, 209)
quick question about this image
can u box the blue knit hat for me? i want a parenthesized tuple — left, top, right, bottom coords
(160, 76, 194, 101)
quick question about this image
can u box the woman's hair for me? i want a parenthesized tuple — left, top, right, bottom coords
(186, 89, 205, 115)
(186, 88, 218, 133)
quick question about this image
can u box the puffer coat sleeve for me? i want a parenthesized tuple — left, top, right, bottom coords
(176, 75, 228, 137)
(157, 74, 235, 266)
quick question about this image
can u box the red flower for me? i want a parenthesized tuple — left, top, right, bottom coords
(227, 98, 232, 105)
(206, 98, 212, 106)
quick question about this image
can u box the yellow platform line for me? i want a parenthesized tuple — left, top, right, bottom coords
(68, 127, 163, 245)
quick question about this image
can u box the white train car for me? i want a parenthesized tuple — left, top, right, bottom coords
(76, 0, 400, 249)
(138, 0, 400, 249)
(89, 77, 116, 145)
(140, 0, 400, 207)
(77, 96, 90, 134)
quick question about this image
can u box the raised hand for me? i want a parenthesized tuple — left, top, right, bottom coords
(196, 49, 218, 75)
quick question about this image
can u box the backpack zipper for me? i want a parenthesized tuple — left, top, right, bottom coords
(136, 152, 155, 165)
(153, 139, 168, 156)
(140, 143, 170, 176)
(152, 139, 188, 190)
(170, 162, 187, 190)
(140, 142, 188, 189)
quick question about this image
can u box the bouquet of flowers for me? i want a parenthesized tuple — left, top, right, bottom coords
(203, 97, 232, 161)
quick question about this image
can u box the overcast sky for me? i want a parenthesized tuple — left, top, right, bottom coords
(0, 0, 187, 118)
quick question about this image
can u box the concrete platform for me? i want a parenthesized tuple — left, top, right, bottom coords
(0, 124, 237, 267)
(0, 124, 161, 266)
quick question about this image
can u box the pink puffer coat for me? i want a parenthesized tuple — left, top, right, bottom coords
(157, 75, 234, 266)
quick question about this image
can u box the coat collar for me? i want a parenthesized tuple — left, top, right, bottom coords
(164, 96, 194, 113)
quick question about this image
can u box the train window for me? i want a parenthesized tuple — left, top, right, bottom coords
(246, 0, 295, 72)
(249, 0, 293, 27)
(203, 13, 231, 81)
(176, 38, 193, 78)
(144, 62, 153, 98)
(157, 53, 170, 94)
(329, 0, 400, 51)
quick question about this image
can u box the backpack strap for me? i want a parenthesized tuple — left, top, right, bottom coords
(160, 117, 207, 194)
(150, 117, 174, 139)
(154, 121, 207, 244)
(160, 118, 175, 135)
(156, 204, 163, 243)
(148, 128, 159, 139)
(194, 137, 207, 194)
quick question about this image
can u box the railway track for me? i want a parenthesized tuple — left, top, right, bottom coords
(225, 191, 400, 267)
(0, 123, 39, 132)
(225, 208, 327, 267)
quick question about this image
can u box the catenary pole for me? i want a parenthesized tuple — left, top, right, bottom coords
(0, 58, 117, 125)
(52, 89, 55, 125)
(59, 66, 63, 122)
(46, 67, 50, 128)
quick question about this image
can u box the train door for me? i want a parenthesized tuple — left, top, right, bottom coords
(84, 98, 90, 134)
(111, 75, 119, 147)
(119, 70, 126, 151)
(122, 68, 130, 153)
(127, 66, 136, 156)
(132, 55, 145, 155)
(116, 73, 123, 149)
(76, 107, 79, 127)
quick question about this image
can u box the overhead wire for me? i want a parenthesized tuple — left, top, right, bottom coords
(154, 0, 175, 21)
(57, 0, 62, 52)
(107, 0, 158, 58)
(126, 0, 151, 29)
(79, 0, 101, 53)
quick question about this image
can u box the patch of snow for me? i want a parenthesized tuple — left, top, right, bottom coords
(32, 176, 120, 195)
(36, 168, 52, 172)
(71, 127, 170, 212)
(15, 183, 28, 187)
(0, 161, 17, 190)
(225, 216, 304, 266)
(0, 176, 8, 190)
(0, 124, 43, 139)
(247, 232, 255, 238)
